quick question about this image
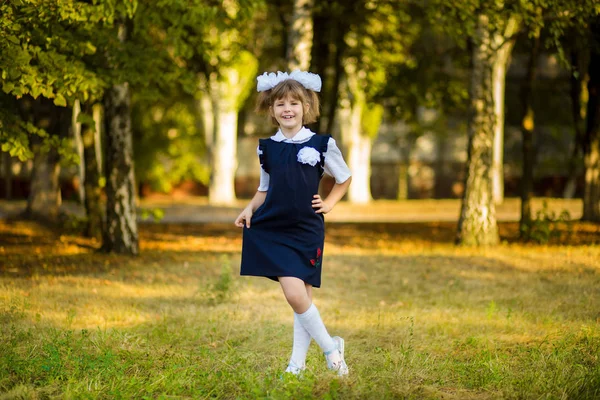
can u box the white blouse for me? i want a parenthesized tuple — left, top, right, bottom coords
(257, 127, 352, 191)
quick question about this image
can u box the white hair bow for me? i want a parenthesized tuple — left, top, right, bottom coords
(256, 70, 322, 92)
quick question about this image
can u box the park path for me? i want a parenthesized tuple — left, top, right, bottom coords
(0, 197, 582, 224)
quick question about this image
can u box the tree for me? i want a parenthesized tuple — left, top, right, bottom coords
(562, 31, 588, 199)
(287, 0, 314, 70)
(0, 0, 225, 253)
(582, 17, 600, 221)
(455, 12, 500, 245)
(201, 55, 258, 205)
(430, 0, 599, 245)
(0, 1, 102, 222)
(102, 18, 139, 254)
(76, 102, 104, 239)
(492, 17, 520, 205)
(383, 6, 470, 201)
(334, 0, 415, 203)
(518, 28, 542, 236)
(21, 97, 72, 221)
(193, 2, 262, 205)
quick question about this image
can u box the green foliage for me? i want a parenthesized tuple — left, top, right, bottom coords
(232, 51, 260, 111)
(361, 103, 384, 139)
(0, 0, 236, 161)
(427, 0, 600, 52)
(132, 96, 209, 193)
(0, 1, 107, 105)
(341, 0, 418, 102)
(139, 208, 165, 222)
(520, 201, 573, 244)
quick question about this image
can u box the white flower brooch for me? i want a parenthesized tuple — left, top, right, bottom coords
(297, 147, 321, 167)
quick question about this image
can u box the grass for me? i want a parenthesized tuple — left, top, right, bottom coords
(0, 216, 599, 399)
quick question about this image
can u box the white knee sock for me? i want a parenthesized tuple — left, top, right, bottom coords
(296, 303, 337, 354)
(289, 313, 311, 368)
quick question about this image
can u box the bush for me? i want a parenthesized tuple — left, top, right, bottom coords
(520, 201, 572, 244)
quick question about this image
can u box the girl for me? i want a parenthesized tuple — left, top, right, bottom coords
(235, 70, 352, 376)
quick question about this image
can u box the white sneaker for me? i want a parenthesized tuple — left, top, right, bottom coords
(325, 336, 349, 376)
(284, 360, 305, 375)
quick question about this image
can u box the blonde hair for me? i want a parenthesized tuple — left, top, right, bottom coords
(255, 79, 320, 125)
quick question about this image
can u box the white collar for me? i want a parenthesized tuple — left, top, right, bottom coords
(270, 127, 315, 143)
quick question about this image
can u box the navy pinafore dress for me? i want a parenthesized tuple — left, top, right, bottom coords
(241, 134, 330, 288)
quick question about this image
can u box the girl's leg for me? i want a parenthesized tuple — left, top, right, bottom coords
(287, 282, 313, 372)
(279, 277, 342, 369)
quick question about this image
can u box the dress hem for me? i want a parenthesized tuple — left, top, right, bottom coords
(240, 272, 321, 288)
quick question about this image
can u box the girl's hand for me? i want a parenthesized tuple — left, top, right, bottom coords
(235, 207, 253, 228)
(312, 194, 332, 214)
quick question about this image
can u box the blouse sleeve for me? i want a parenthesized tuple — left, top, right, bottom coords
(323, 138, 352, 184)
(257, 145, 269, 191)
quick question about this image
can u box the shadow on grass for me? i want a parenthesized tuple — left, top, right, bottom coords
(1, 219, 598, 279)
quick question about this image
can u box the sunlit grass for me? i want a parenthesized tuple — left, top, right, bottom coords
(0, 218, 599, 399)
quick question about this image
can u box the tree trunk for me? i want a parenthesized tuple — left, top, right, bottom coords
(26, 142, 62, 220)
(93, 103, 103, 176)
(397, 163, 409, 200)
(325, 30, 345, 135)
(519, 32, 541, 235)
(582, 19, 600, 221)
(346, 129, 372, 203)
(210, 106, 238, 205)
(102, 21, 139, 255)
(491, 17, 518, 205)
(339, 58, 376, 204)
(564, 46, 587, 199)
(2, 152, 12, 200)
(287, 0, 313, 71)
(81, 102, 104, 239)
(583, 138, 600, 221)
(456, 14, 499, 246)
(339, 77, 372, 203)
(24, 98, 71, 222)
(72, 100, 85, 204)
(203, 53, 257, 205)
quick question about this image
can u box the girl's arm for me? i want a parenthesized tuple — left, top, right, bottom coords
(235, 190, 267, 228)
(312, 176, 352, 214)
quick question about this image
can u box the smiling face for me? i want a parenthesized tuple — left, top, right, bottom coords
(256, 79, 321, 130)
(270, 95, 308, 137)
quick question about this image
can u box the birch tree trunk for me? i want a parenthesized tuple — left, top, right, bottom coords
(339, 61, 375, 203)
(456, 14, 499, 246)
(287, 0, 313, 71)
(582, 21, 600, 221)
(72, 100, 85, 204)
(339, 85, 371, 203)
(346, 124, 372, 203)
(102, 21, 138, 255)
(202, 53, 257, 205)
(491, 16, 519, 205)
(210, 103, 238, 205)
(80, 102, 104, 239)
